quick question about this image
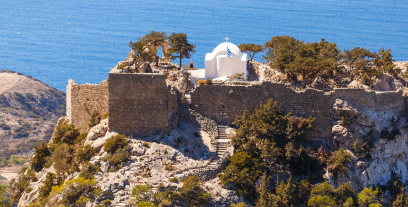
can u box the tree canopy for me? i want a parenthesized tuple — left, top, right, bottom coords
(264, 36, 339, 82)
(166, 32, 196, 69)
(142, 31, 167, 66)
(238, 43, 264, 61)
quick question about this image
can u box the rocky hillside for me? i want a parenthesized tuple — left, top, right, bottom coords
(16, 109, 241, 207)
(0, 70, 65, 159)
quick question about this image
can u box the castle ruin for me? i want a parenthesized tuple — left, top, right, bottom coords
(66, 69, 406, 146)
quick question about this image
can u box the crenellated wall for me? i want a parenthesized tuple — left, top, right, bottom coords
(66, 79, 109, 132)
(108, 73, 178, 136)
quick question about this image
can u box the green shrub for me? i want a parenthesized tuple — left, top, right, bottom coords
(57, 177, 100, 206)
(307, 182, 336, 207)
(101, 111, 109, 120)
(153, 188, 176, 206)
(169, 177, 179, 183)
(103, 134, 128, 153)
(75, 145, 96, 164)
(270, 177, 301, 206)
(330, 147, 354, 180)
(103, 199, 112, 206)
(88, 111, 101, 129)
(142, 142, 150, 148)
(333, 182, 357, 205)
(13, 123, 31, 138)
(341, 116, 351, 129)
(357, 187, 381, 207)
(130, 184, 153, 203)
(10, 168, 37, 201)
(117, 63, 127, 69)
(219, 151, 261, 198)
(38, 173, 57, 199)
(352, 140, 373, 157)
(79, 162, 100, 180)
(52, 143, 74, 175)
(31, 142, 51, 172)
(231, 203, 247, 207)
(179, 175, 211, 207)
(75, 132, 88, 144)
(53, 123, 80, 145)
(107, 147, 131, 167)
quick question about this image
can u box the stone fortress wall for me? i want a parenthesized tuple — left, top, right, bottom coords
(191, 82, 405, 142)
(66, 73, 406, 142)
(108, 73, 178, 136)
(66, 79, 109, 132)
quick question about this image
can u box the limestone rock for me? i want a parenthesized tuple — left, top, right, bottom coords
(374, 74, 403, 91)
(355, 114, 375, 127)
(333, 99, 359, 118)
(308, 76, 328, 90)
(87, 118, 108, 140)
(348, 80, 369, 89)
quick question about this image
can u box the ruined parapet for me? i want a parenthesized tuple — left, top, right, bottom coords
(66, 79, 109, 131)
(191, 81, 406, 145)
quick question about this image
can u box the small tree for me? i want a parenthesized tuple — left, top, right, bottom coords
(307, 182, 336, 207)
(142, 31, 167, 66)
(373, 47, 400, 77)
(166, 32, 196, 69)
(238, 43, 264, 61)
(129, 39, 155, 69)
(357, 187, 381, 207)
(179, 175, 211, 207)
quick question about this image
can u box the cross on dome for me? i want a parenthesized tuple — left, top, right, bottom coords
(225, 37, 229, 42)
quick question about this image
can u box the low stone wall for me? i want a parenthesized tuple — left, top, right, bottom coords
(66, 79, 109, 131)
(108, 73, 178, 136)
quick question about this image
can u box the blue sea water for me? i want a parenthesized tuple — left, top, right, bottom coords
(0, 0, 407, 91)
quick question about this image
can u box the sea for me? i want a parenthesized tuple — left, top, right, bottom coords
(1, 0, 407, 92)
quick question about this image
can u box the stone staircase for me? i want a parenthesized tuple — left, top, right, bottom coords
(209, 125, 229, 166)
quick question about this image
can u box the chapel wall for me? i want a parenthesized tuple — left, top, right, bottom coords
(108, 73, 178, 136)
(66, 79, 109, 132)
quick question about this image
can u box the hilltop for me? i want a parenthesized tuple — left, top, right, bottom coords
(0, 70, 65, 183)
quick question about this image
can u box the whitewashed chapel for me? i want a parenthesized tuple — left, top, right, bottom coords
(204, 38, 247, 79)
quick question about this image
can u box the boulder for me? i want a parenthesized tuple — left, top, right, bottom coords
(308, 76, 328, 90)
(374, 74, 403, 91)
(348, 80, 369, 89)
(333, 99, 359, 118)
(355, 114, 375, 127)
(87, 119, 108, 140)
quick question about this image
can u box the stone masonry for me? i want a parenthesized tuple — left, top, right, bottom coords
(108, 73, 178, 136)
(191, 81, 405, 143)
(66, 74, 405, 143)
(66, 79, 109, 132)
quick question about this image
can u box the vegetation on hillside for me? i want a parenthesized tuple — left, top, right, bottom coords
(217, 98, 403, 206)
(261, 35, 403, 88)
(8, 115, 104, 205)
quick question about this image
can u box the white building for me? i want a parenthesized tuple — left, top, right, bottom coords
(204, 41, 247, 79)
